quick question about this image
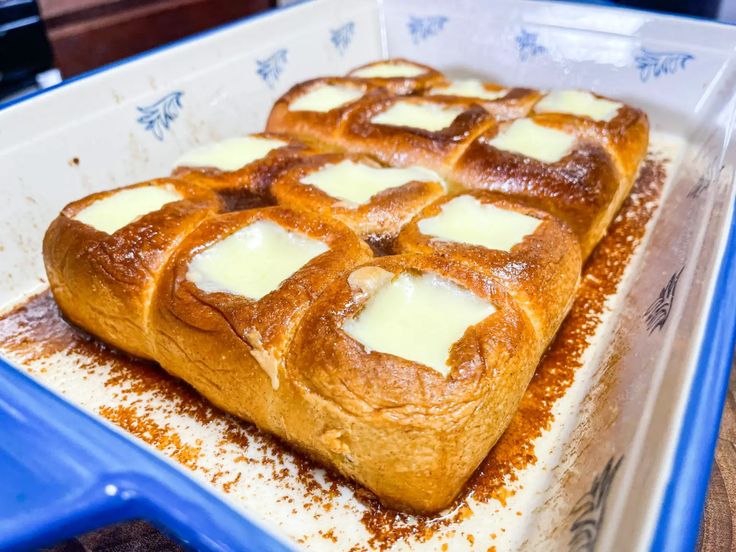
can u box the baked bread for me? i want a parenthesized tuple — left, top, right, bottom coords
(172, 132, 312, 209)
(43, 179, 222, 359)
(339, 94, 495, 177)
(530, 89, 650, 186)
(426, 79, 542, 120)
(271, 152, 446, 253)
(347, 58, 446, 94)
(151, 206, 372, 432)
(281, 253, 539, 512)
(265, 77, 380, 151)
(41, 58, 651, 516)
(396, 191, 581, 348)
(451, 116, 629, 257)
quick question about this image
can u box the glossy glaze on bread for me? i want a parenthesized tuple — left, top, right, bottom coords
(152, 206, 371, 431)
(43, 179, 222, 360)
(396, 191, 581, 347)
(283, 254, 538, 512)
(173, 132, 313, 209)
(271, 152, 446, 252)
(43, 58, 649, 514)
(427, 81, 542, 120)
(347, 57, 446, 94)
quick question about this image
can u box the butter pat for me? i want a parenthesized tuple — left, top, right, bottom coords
(186, 220, 328, 300)
(489, 118, 575, 163)
(534, 90, 622, 122)
(289, 84, 364, 112)
(351, 61, 427, 79)
(174, 136, 286, 171)
(418, 195, 541, 252)
(430, 79, 508, 101)
(74, 185, 182, 234)
(371, 100, 464, 132)
(342, 272, 495, 376)
(301, 160, 442, 205)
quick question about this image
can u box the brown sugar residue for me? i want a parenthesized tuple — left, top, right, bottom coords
(320, 529, 338, 543)
(0, 155, 668, 550)
(98, 404, 201, 471)
(223, 473, 242, 493)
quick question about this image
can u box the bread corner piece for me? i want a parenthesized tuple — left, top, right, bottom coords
(271, 152, 446, 253)
(150, 206, 372, 434)
(265, 77, 379, 151)
(397, 191, 582, 348)
(529, 89, 650, 186)
(173, 132, 313, 209)
(347, 57, 446, 94)
(341, 94, 496, 178)
(452, 114, 635, 258)
(43, 178, 222, 360)
(282, 253, 538, 513)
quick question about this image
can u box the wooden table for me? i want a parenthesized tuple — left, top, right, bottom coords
(698, 358, 736, 551)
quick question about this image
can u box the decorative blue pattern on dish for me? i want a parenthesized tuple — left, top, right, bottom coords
(331, 22, 355, 55)
(635, 48, 694, 82)
(136, 91, 183, 141)
(569, 456, 623, 551)
(644, 266, 685, 334)
(256, 49, 288, 89)
(516, 29, 547, 62)
(407, 15, 447, 45)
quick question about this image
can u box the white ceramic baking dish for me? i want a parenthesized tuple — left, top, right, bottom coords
(0, 1, 735, 550)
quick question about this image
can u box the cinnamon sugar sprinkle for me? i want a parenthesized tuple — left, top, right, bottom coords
(0, 156, 667, 549)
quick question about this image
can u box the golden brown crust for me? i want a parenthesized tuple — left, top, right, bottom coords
(451, 117, 622, 258)
(396, 191, 581, 347)
(427, 84, 542, 120)
(271, 153, 445, 252)
(530, 98, 650, 184)
(347, 57, 446, 94)
(150, 207, 372, 431)
(282, 253, 538, 512)
(265, 77, 382, 151)
(42, 179, 222, 359)
(173, 132, 313, 210)
(340, 95, 496, 177)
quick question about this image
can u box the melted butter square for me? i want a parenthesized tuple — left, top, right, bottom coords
(371, 100, 464, 132)
(288, 84, 364, 113)
(534, 90, 622, 122)
(301, 160, 442, 206)
(342, 272, 495, 376)
(174, 136, 287, 172)
(430, 79, 508, 101)
(73, 185, 182, 234)
(418, 195, 541, 252)
(488, 118, 575, 163)
(351, 61, 427, 79)
(186, 220, 328, 300)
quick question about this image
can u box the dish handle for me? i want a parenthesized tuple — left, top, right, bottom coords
(0, 358, 293, 551)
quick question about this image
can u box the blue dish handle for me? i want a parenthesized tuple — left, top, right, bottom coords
(0, 358, 294, 552)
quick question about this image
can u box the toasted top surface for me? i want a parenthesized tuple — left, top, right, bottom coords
(73, 184, 183, 234)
